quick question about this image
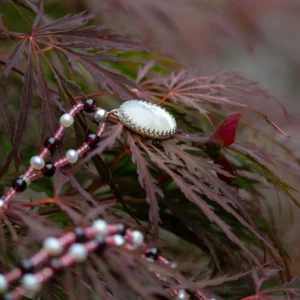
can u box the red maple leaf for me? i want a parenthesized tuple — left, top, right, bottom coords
(209, 113, 241, 148)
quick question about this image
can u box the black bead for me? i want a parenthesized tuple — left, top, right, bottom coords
(2, 293, 13, 300)
(83, 99, 97, 113)
(12, 178, 27, 193)
(43, 137, 58, 152)
(49, 258, 62, 273)
(145, 248, 160, 261)
(85, 132, 100, 148)
(95, 237, 106, 254)
(74, 227, 86, 243)
(19, 259, 34, 274)
(117, 224, 128, 236)
(41, 162, 56, 177)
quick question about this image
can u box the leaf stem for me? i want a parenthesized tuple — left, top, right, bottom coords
(12, 198, 56, 208)
(157, 92, 172, 106)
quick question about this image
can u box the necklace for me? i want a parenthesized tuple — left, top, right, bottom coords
(0, 99, 176, 209)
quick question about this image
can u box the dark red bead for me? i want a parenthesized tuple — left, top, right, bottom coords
(49, 259, 62, 273)
(43, 137, 58, 152)
(19, 259, 34, 274)
(12, 178, 27, 192)
(74, 227, 86, 243)
(85, 132, 100, 148)
(95, 237, 106, 254)
(145, 248, 160, 261)
(117, 224, 128, 236)
(83, 99, 97, 113)
(41, 162, 56, 177)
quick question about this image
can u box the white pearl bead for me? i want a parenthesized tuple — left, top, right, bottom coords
(177, 289, 189, 300)
(113, 234, 125, 246)
(93, 219, 108, 237)
(170, 262, 177, 268)
(0, 199, 5, 208)
(30, 156, 45, 170)
(60, 113, 74, 127)
(69, 243, 87, 262)
(0, 274, 8, 292)
(22, 274, 41, 292)
(43, 237, 63, 256)
(94, 108, 108, 122)
(131, 230, 144, 247)
(65, 149, 78, 164)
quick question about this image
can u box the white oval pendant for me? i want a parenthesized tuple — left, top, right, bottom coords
(117, 100, 176, 139)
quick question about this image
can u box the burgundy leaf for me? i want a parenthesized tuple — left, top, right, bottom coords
(35, 55, 58, 143)
(0, 88, 14, 139)
(214, 154, 235, 185)
(263, 114, 290, 137)
(36, 11, 93, 34)
(0, 13, 6, 31)
(127, 133, 162, 238)
(0, 38, 27, 78)
(13, 53, 33, 146)
(67, 174, 98, 207)
(208, 113, 241, 148)
(49, 46, 138, 99)
(0, 49, 33, 178)
(143, 142, 283, 266)
(32, 0, 44, 29)
(141, 142, 261, 264)
(136, 60, 156, 83)
(43, 27, 146, 51)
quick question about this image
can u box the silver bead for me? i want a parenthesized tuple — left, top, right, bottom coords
(65, 149, 78, 164)
(177, 289, 189, 300)
(93, 219, 108, 237)
(30, 156, 45, 170)
(22, 274, 41, 292)
(113, 234, 125, 246)
(69, 243, 87, 262)
(131, 230, 144, 247)
(60, 113, 74, 127)
(94, 108, 108, 122)
(20, 175, 31, 185)
(0, 274, 8, 292)
(43, 237, 63, 256)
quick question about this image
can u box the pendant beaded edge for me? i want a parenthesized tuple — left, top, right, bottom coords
(117, 100, 177, 139)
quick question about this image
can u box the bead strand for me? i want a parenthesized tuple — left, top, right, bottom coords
(0, 102, 85, 209)
(0, 221, 199, 300)
(0, 221, 134, 299)
(1, 220, 116, 286)
(0, 99, 107, 209)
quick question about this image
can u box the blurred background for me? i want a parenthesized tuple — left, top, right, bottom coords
(2, 0, 300, 275)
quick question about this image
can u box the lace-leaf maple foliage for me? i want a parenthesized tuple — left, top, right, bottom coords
(0, 1, 300, 299)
